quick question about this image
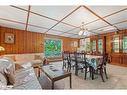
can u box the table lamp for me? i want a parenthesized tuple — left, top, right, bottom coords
(0, 46, 5, 52)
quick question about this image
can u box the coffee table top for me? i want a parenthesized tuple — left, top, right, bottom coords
(42, 64, 71, 80)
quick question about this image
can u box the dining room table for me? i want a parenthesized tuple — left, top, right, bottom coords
(85, 55, 103, 70)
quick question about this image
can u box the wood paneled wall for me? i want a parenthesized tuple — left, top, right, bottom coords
(0, 26, 79, 55)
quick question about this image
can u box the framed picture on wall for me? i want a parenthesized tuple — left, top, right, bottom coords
(5, 33, 15, 44)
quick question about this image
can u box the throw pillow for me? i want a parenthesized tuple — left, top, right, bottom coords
(34, 55, 41, 60)
(4, 63, 15, 85)
(0, 57, 15, 85)
(0, 73, 7, 86)
(15, 64, 24, 71)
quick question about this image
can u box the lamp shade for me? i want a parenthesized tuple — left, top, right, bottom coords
(83, 29, 88, 35)
(78, 30, 84, 35)
(0, 46, 5, 52)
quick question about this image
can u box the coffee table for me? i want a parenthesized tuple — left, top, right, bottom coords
(42, 65, 72, 89)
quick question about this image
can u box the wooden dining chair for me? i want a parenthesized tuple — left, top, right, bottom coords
(62, 51, 69, 69)
(93, 53, 108, 82)
(66, 52, 76, 72)
(103, 53, 108, 79)
(74, 52, 90, 76)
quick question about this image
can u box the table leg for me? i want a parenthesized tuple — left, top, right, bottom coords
(38, 68, 40, 77)
(70, 74, 72, 89)
(91, 67, 94, 80)
(52, 81, 54, 89)
(75, 64, 78, 76)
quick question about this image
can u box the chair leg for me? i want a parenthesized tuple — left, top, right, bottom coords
(84, 68, 87, 80)
(72, 65, 75, 70)
(69, 64, 71, 71)
(67, 63, 69, 72)
(67, 63, 71, 72)
(104, 67, 108, 79)
(100, 69, 105, 82)
(81, 68, 84, 73)
(75, 65, 78, 76)
(91, 68, 94, 80)
(62, 61, 65, 69)
(89, 67, 92, 78)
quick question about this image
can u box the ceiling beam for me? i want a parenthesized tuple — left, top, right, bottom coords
(83, 6, 120, 31)
(82, 7, 127, 26)
(25, 5, 31, 31)
(5, 5, 127, 37)
(0, 17, 77, 36)
(0, 17, 26, 25)
(61, 7, 127, 34)
(104, 7, 127, 18)
(11, 5, 127, 34)
(10, 5, 78, 28)
(90, 19, 127, 32)
(61, 19, 127, 36)
(44, 6, 81, 33)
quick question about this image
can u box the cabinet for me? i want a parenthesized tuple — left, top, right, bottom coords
(111, 34, 127, 64)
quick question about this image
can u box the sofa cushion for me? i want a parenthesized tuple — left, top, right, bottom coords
(21, 62, 32, 69)
(0, 57, 15, 85)
(3, 56, 16, 62)
(3, 53, 44, 65)
(13, 67, 42, 89)
(15, 54, 34, 63)
(15, 64, 24, 71)
(0, 73, 7, 86)
(2, 57, 15, 73)
(35, 55, 42, 60)
(0, 58, 10, 74)
(4, 63, 15, 85)
(31, 59, 42, 64)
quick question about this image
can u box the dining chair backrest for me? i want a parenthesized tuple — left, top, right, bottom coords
(75, 52, 86, 63)
(103, 53, 108, 65)
(98, 53, 108, 68)
(69, 52, 76, 60)
(62, 51, 69, 60)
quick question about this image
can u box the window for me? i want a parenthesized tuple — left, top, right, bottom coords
(113, 36, 119, 53)
(79, 39, 85, 51)
(85, 38, 91, 52)
(92, 40, 96, 52)
(123, 36, 127, 53)
(98, 39, 103, 54)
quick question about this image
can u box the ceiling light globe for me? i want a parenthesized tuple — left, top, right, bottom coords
(78, 30, 84, 35)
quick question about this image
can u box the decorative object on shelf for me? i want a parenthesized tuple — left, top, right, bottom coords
(78, 22, 88, 36)
(5, 33, 15, 44)
(71, 41, 78, 47)
(0, 46, 5, 52)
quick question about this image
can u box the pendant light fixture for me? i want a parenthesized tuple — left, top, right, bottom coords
(78, 22, 88, 36)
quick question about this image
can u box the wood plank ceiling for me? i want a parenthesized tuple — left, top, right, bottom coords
(0, 5, 127, 38)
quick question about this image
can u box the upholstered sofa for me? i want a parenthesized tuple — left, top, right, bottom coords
(0, 57, 42, 89)
(3, 53, 44, 65)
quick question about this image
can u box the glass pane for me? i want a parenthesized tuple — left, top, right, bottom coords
(92, 40, 96, 52)
(79, 39, 85, 51)
(98, 39, 103, 54)
(85, 38, 91, 52)
(123, 36, 127, 53)
(113, 36, 119, 53)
